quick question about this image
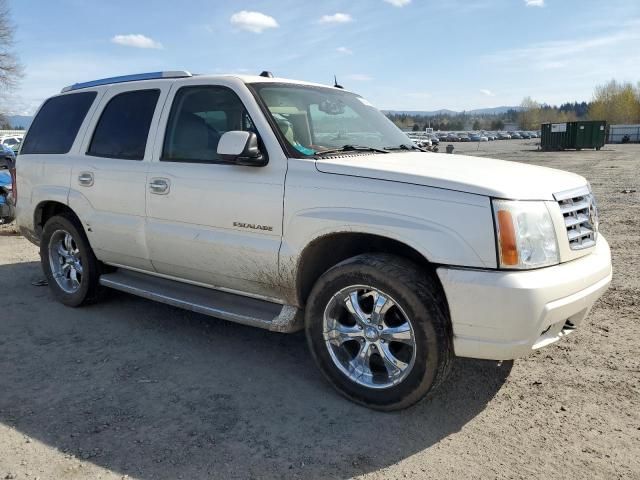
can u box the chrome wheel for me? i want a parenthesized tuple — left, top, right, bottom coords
(322, 285, 416, 389)
(48, 229, 83, 294)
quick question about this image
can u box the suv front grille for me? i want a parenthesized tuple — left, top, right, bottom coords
(554, 186, 598, 250)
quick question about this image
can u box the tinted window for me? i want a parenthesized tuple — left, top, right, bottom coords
(162, 86, 255, 163)
(21, 92, 97, 155)
(88, 89, 160, 160)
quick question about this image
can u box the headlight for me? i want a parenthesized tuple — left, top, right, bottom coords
(492, 199, 559, 269)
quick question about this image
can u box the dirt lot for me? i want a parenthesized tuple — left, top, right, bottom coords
(1, 140, 638, 480)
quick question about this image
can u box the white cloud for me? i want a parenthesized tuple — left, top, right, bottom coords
(319, 13, 353, 24)
(479, 89, 496, 96)
(336, 46, 353, 55)
(230, 11, 279, 33)
(111, 34, 163, 49)
(481, 23, 640, 104)
(384, 0, 412, 6)
(525, 0, 545, 7)
(485, 28, 640, 67)
(346, 74, 372, 81)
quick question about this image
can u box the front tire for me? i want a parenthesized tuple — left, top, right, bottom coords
(40, 214, 102, 307)
(305, 254, 453, 411)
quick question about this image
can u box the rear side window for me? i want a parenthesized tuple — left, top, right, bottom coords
(88, 89, 160, 160)
(21, 92, 97, 155)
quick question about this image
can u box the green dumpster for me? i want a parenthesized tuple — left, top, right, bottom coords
(540, 120, 606, 151)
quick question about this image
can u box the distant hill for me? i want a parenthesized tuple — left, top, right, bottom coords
(384, 106, 524, 116)
(6, 115, 33, 129)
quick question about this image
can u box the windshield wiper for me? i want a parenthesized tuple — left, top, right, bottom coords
(384, 143, 426, 152)
(314, 144, 390, 156)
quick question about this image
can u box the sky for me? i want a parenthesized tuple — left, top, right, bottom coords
(6, 0, 640, 115)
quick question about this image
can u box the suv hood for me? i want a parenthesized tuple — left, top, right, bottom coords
(315, 152, 586, 200)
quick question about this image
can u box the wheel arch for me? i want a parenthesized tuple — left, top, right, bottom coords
(33, 200, 81, 240)
(294, 231, 448, 313)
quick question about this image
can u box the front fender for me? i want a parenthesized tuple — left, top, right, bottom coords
(281, 205, 495, 270)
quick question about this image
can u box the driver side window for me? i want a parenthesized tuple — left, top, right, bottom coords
(162, 86, 256, 163)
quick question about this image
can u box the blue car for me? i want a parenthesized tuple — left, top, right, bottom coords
(0, 144, 14, 169)
(0, 170, 13, 224)
(0, 145, 15, 224)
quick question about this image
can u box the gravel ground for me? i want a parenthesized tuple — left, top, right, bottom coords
(0, 140, 638, 480)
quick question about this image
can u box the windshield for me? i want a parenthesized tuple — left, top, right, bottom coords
(250, 83, 411, 156)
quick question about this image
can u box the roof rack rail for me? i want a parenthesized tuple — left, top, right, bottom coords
(61, 71, 193, 93)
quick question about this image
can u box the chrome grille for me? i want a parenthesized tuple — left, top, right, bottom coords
(554, 186, 598, 250)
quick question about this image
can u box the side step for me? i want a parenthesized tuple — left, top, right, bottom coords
(99, 270, 303, 333)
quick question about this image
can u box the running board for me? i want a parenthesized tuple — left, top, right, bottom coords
(99, 270, 303, 333)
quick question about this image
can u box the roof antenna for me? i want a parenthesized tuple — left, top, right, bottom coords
(334, 75, 343, 89)
(260, 71, 274, 78)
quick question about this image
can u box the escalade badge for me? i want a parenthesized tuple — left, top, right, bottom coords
(233, 222, 273, 232)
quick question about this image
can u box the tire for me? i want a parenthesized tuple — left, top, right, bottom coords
(305, 253, 453, 411)
(40, 214, 103, 307)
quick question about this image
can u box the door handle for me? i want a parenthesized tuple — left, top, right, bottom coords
(78, 172, 94, 187)
(149, 178, 170, 195)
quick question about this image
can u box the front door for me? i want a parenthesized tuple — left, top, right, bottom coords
(145, 80, 287, 301)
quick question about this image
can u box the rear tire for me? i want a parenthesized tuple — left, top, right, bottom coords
(40, 214, 103, 307)
(305, 254, 453, 411)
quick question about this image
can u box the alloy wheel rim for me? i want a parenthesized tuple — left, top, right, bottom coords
(48, 229, 83, 294)
(322, 285, 417, 389)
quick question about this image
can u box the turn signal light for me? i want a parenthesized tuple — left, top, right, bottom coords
(496, 210, 518, 266)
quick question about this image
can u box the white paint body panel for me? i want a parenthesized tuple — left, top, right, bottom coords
(281, 158, 496, 270)
(145, 77, 287, 300)
(69, 81, 173, 271)
(438, 236, 612, 359)
(315, 151, 587, 201)
(217, 131, 250, 156)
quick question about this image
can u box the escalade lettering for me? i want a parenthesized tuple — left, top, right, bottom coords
(233, 222, 273, 232)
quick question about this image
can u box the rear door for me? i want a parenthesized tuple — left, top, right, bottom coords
(145, 78, 288, 301)
(69, 82, 169, 271)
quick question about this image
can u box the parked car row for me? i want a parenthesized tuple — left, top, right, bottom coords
(432, 130, 541, 142)
(406, 132, 440, 148)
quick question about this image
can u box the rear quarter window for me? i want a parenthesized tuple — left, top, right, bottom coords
(21, 92, 97, 155)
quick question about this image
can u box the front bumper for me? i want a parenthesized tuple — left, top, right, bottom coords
(437, 236, 612, 360)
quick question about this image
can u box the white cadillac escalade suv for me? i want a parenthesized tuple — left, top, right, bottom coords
(15, 71, 612, 410)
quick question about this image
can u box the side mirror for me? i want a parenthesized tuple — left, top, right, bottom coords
(217, 131, 267, 167)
